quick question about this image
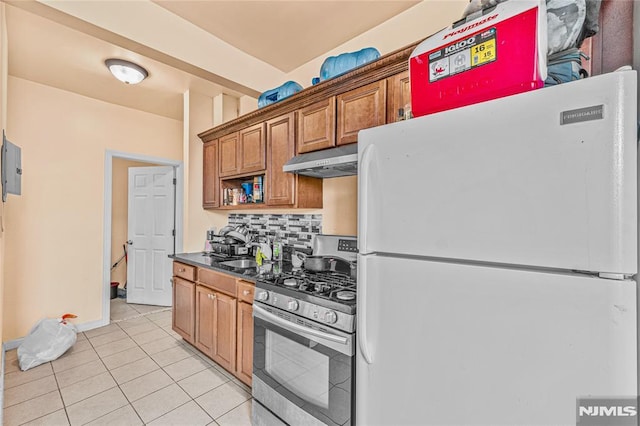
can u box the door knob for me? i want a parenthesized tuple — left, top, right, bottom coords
(126, 240, 133, 245)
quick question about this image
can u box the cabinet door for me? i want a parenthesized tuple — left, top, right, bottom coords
(236, 301, 253, 386)
(386, 70, 411, 123)
(336, 80, 386, 145)
(172, 277, 195, 344)
(203, 140, 220, 208)
(297, 97, 336, 154)
(195, 285, 215, 357)
(266, 113, 296, 206)
(239, 123, 266, 174)
(219, 132, 239, 177)
(212, 292, 237, 372)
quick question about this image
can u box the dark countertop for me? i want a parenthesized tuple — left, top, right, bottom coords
(170, 252, 295, 282)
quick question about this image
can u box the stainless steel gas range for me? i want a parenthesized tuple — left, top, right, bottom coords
(252, 235, 357, 426)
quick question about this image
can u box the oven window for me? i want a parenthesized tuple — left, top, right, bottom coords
(265, 330, 329, 408)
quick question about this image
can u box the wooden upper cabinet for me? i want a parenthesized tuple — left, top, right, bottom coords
(337, 80, 386, 146)
(266, 113, 296, 206)
(297, 97, 336, 154)
(239, 123, 266, 174)
(197, 37, 429, 209)
(219, 132, 239, 177)
(387, 70, 411, 123)
(202, 140, 219, 209)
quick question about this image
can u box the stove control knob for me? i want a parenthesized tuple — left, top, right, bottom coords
(324, 310, 338, 324)
(287, 300, 299, 311)
(256, 290, 269, 302)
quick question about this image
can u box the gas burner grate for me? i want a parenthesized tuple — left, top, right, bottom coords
(270, 269, 356, 304)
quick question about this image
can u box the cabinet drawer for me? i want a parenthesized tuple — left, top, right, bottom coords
(173, 262, 195, 281)
(236, 280, 255, 304)
(198, 268, 237, 296)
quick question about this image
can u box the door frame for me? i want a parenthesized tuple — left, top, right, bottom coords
(102, 150, 184, 325)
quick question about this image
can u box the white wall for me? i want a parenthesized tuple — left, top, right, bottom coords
(184, 90, 230, 252)
(284, 1, 467, 88)
(4, 77, 182, 340)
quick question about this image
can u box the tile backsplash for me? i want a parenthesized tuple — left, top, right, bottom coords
(228, 213, 322, 249)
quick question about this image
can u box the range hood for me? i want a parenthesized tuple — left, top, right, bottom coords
(283, 144, 357, 178)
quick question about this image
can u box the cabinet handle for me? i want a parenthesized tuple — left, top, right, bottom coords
(178, 268, 185, 272)
(243, 290, 251, 296)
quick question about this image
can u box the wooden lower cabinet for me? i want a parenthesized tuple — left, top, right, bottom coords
(173, 262, 254, 387)
(195, 285, 237, 373)
(195, 285, 215, 356)
(236, 302, 253, 386)
(172, 276, 195, 344)
(235, 279, 255, 386)
(212, 291, 237, 372)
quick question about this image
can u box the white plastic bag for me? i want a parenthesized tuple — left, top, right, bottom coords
(18, 314, 78, 371)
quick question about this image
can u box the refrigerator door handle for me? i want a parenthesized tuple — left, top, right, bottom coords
(358, 144, 377, 253)
(357, 256, 373, 364)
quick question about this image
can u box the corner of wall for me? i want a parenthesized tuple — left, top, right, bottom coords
(0, 0, 7, 346)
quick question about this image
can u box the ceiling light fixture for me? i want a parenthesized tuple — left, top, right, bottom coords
(105, 59, 148, 85)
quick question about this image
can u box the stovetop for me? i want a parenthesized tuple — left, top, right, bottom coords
(256, 268, 357, 315)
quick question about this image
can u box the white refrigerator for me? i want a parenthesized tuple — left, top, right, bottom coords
(356, 69, 638, 425)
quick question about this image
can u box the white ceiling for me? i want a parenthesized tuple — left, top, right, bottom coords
(4, 0, 421, 120)
(152, 1, 419, 73)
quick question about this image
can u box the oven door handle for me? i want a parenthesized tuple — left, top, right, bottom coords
(253, 304, 348, 346)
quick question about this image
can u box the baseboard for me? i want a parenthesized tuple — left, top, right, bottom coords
(76, 318, 109, 333)
(3, 338, 22, 351)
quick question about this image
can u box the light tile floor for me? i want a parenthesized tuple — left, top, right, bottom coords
(3, 299, 252, 426)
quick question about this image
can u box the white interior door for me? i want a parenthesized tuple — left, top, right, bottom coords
(127, 166, 175, 306)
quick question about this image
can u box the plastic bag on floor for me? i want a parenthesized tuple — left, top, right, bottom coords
(18, 314, 78, 371)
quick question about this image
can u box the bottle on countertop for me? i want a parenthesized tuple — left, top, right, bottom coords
(272, 233, 283, 262)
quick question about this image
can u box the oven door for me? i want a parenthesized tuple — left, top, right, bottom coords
(252, 302, 354, 426)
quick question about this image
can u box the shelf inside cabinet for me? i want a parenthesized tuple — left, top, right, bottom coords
(221, 174, 266, 208)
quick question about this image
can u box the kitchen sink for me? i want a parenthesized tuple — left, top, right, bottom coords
(219, 259, 258, 269)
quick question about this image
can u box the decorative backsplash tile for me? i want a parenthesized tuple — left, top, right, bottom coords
(228, 213, 322, 249)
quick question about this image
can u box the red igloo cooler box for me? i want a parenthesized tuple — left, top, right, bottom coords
(409, 0, 547, 118)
